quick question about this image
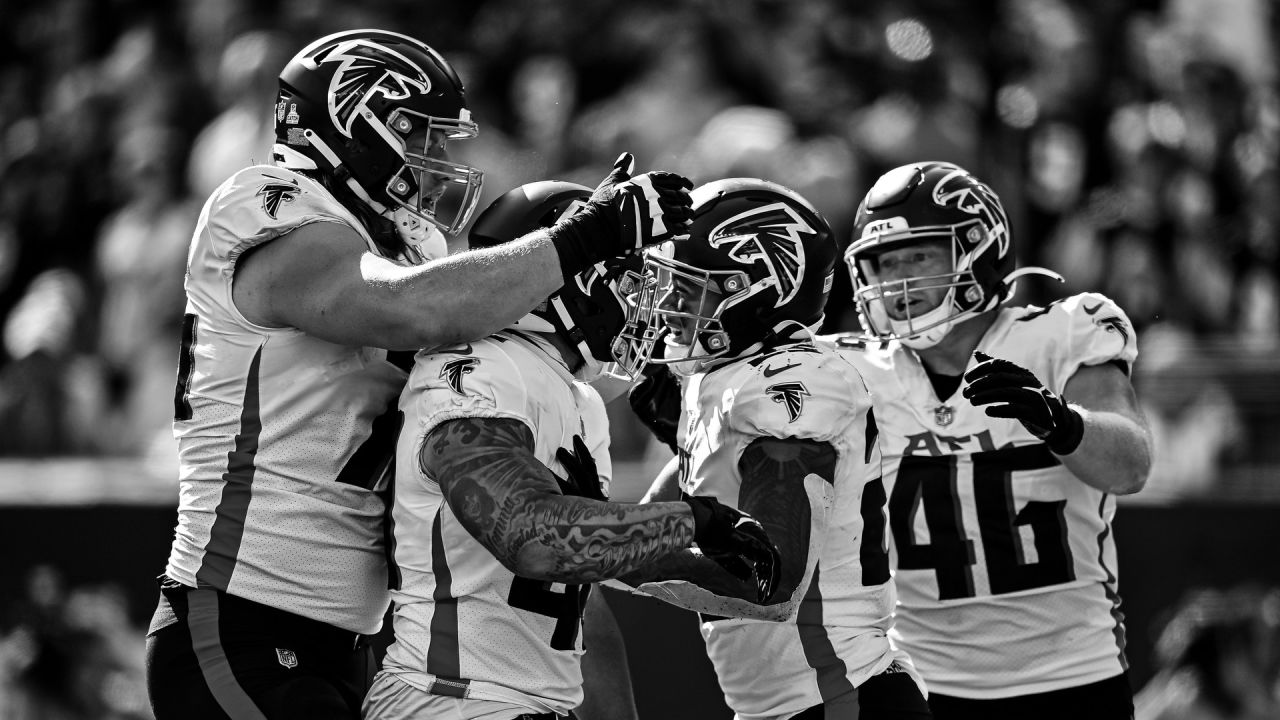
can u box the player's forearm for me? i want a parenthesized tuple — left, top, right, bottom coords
(618, 471, 834, 619)
(639, 455, 681, 503)
(506, 498, 698, 584)
(1060, 406, 1152, 495)
(371, 230, 564, 349)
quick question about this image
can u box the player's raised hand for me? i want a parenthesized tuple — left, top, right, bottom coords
(628, 363, 682, 454)
(549, 152, 693, 281)
(684, 495, 782, 603)
(553, 435, 608, 501)
(962, 351, 1084, 454)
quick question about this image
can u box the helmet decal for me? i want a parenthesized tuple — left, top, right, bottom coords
(930, 166, 1009, 258)
(708, 202, 812, 307)
(316, 39, 433, 138)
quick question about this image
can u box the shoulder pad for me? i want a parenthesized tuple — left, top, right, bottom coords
(205, 166, 366, 261)
(723, 346, 871, 442)
(1006, 292, 1138, 379)
(402, 339, 533, 435)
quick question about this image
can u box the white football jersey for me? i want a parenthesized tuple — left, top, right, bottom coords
(164, 165, 406, 634)
(823, 292, 1139, 698)
(680, 341, 916, 720)
(380, 331, 610, 715)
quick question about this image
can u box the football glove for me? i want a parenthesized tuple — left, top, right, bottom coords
(684, 494, 782, 603)
(628, 364, 682, 454)
(550, 152, 693, 282)
(553, 435, 608, 501)
(962, 351, 1084, 455)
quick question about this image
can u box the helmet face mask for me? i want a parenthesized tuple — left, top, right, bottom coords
(644, 178, 835, 373)
(468, 181, 660, 381)
(550, 258, 662, 381)
(646, 247, 741, 370)
(382, 109, 483, 236)
(846, 162, 1012, 348)
(273, 29, 485, 251)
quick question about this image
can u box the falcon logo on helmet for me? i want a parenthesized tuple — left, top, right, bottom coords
(931, 166, 1010, 259)
(708, 203, 812, 308)
(766, 381, 809, 422)
(440, 357, 478, 395)
(314, 39, 433, 138)
(257, 179, 300, 219)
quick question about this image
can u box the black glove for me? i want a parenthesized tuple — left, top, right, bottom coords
(684, 495, 782, 603)
(962, 351, 1084, 454)
(549, 152, 693, 282)
(628, 364, 681, 454)
(554, 435, 607, 501)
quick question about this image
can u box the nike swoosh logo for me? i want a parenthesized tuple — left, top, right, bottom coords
(1083, 302, 1102, 315)
(762, 362, 801, 378)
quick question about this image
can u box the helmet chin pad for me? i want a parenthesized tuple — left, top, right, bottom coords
(865, 286, 979, 348)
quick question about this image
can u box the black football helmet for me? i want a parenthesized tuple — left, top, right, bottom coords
(846, 161, 1057, 348)
(469, 181, 660, 380)
(271, 29, 484, 242)
(645, 178, 835, 372)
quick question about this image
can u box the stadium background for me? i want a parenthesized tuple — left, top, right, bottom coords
(0, 0, 1277, 717)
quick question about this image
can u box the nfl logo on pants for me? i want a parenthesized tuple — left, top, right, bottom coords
(276, 648, 298, 669)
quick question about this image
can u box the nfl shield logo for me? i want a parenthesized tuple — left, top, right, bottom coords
(934, 405, 954, 427)
(276, 648, 298, 669)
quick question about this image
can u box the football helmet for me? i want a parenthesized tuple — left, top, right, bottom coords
(645, 178, 835, 374)
(271, 29, 484, 256)
(469, 181, 660, 381)
(846, 161, 1056, 349)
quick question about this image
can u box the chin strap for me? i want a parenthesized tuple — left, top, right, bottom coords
(1000, 266, 1065, 301)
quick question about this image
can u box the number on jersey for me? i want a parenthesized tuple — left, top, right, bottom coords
(889, 445, 1073, 600)
(508, 578, 591, 651)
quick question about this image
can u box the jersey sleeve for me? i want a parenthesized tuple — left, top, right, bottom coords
(203, 166, 362, 266)
(1054, 292, 1139, 381)
(725, 350, 867, 445)
(401, 343, 536, 451)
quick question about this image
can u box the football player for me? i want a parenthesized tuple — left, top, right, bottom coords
(829, 161, 1153, 720)
(631, 179, 932, 719)
(145, 29, 693, 720)
(364, 181, 784, 720)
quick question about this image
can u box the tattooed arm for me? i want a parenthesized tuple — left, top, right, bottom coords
(422, 416, 699, 583)
(613, 438, 837, 620)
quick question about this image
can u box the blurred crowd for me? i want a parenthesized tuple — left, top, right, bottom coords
(0, 2, 1277, 718)
(1135, 585, 1280, 720)
(0, 0, 1277, 495)
(0, 566, 149, 720)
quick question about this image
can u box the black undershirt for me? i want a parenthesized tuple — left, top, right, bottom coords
(924, 366, 964, 402)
